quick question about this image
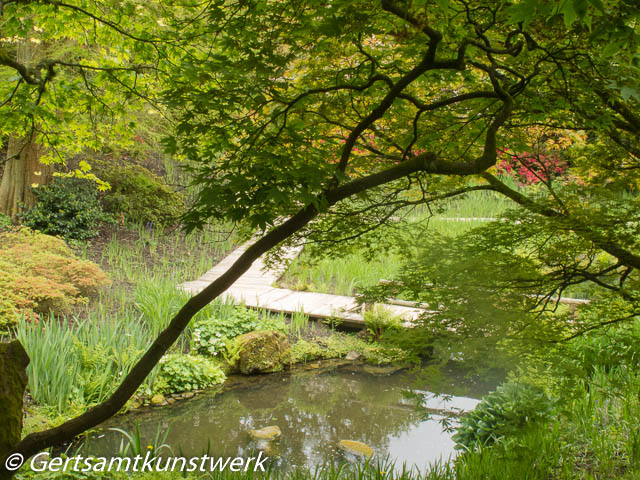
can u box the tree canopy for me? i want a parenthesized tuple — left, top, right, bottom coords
(1, 0, 640, 476)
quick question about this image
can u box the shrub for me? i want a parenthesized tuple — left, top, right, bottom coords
(19, 177, 107, 240)
(0, 228, 110, 332)
(496, 149, 568, 186)
(192, 306, 261, 356)
(453, 381, 555, 451)
(156, 354, 226, 394)
(100, 164, 184, 225)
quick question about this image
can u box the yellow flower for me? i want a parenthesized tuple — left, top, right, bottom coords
(147, 445, 153, 450)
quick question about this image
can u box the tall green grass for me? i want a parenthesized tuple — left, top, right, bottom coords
(11, 215, 241, 415)
(15, 317, 80, 413)
(280, 189, 504, 297)
(101, 222, 237, 285)
(16, 458, 454, 480)
(281, 251, 403, 296)
(428, 188, 516, 219)
(15, 275, 294, 415)
(15, 313, 159, 413)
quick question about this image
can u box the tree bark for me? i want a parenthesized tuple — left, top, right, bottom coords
(0, 38, 51, 219)
(0, 137, 50, 218)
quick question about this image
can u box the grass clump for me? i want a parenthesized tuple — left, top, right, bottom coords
(0, 228, 109, 332)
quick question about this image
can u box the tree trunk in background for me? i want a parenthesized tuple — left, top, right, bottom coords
(0, 36, 52, 218)
(0, 137, 50, 218)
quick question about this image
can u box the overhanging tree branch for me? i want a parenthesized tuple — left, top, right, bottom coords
(3, 133, 514, 468)
(481, 172, 640, 271)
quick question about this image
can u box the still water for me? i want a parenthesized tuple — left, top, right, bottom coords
(84, 362, 482, 472)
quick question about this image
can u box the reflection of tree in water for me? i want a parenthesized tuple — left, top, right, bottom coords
(84, 368, 445, 469)
(277, 371, 420, 464)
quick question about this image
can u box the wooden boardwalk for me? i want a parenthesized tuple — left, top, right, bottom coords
(180, 243, 424, 328)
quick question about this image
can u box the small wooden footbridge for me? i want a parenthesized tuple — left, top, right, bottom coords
(180, 243, 424, 328)
(180, 217, 590, 327)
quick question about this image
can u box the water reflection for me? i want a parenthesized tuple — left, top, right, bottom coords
(84, 363, 481, 472)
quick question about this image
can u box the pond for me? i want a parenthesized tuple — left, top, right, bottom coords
(83, 361, 485, 473)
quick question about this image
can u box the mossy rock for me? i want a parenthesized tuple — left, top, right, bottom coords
(0, 341, 29, 458)
(339, 440, 373, 458)
(237, 330, 291, 374)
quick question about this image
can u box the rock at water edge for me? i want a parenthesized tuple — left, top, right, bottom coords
(237, 330, 291, 374)
(249, 425, 282, 440)
(339, 439, 373, 458)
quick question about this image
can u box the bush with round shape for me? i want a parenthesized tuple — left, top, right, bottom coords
(453, 381, 555, 451)
(156, 354, 226, 394)
(0, 228, 110, 332)
(19, 177, 107, 240)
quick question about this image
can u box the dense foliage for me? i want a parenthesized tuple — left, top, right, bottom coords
(160, 0, 640, 371)
(448, 319, 640, 478)
(363, 305, 403, 341)
(0, 0, 165, 181)
(192, 306, 286, 356)
(2, 0, 640, 474)
(453, 381, 554, 450)
(0, 229, 109, 333)
(0, 213, 11, 230)
(99, 165, 184, 226)
(19, 178, 107, 240)
(156, 354, 226, 394)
